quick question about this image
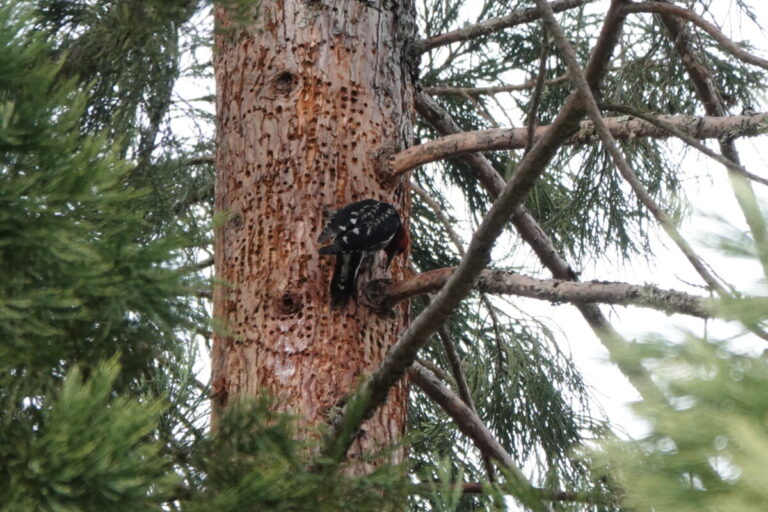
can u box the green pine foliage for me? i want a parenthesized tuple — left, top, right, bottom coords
(595, 306, 768, 511)
(0, 5, 198, 392)
(184, 398, 408, 512)
(597, 201, 768, 511)
(1, 361, 178, 510)
(0, 5, 408, 511)
(599, 333, 768, 511)
(0, 5, 202, 509)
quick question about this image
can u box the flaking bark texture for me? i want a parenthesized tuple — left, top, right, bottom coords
(211, 0, 415, 470)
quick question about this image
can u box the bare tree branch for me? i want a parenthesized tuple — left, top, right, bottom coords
(321, 0, 628, 464)
(600, 104, 768, 187)
(435, 326, 475, 413)
(370, 268, 712, 318)
(392, 111, 768, 175)
(659, 10, 768, 283)
(423, 74, 570, 97)
(539, 0, 734, 301)
(410, 363, 552, 512)
(413, 91, 660, 406)
(414, 0, 594, 54)
(625, 2, 768, 71)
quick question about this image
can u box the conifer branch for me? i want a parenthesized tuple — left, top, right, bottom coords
(391, 112, 768, 175)
(543, 0, 768, 346)
(414, 481, 609, 504)
(434, 326, 476, 417)
(414, 0, 594, 54)
(373, 268, 712, 318)
(527, 28, 550, 153)
(423, 74, 570, 97)
(414, 91, 664, 405)
(625, 2, 768, 71)
(409, 363, 552, 512)
(600, 104, 768, 187)
(321, 0, 628, 463)
(538, 0, 733, 298)
(659, 12, 768, 286)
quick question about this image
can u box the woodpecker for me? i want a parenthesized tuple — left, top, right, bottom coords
(317, 199, 409, 307)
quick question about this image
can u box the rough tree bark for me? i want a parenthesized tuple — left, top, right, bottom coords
(211, 0, 416, 471)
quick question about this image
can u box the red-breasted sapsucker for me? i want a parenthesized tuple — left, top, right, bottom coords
(317, 199, 409, 307)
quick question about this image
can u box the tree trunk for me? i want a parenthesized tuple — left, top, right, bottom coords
(211, 0, 415, 471)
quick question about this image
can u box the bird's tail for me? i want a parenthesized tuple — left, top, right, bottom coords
(318, 243, 342, 255)
(330, 252, 362, 308)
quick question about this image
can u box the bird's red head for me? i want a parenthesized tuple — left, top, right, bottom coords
(384, 225, 409, 268)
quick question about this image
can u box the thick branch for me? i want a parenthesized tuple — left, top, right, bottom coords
(375, 268, 712, 318)
(538, 0, 730, 297)
(392, 112, 768, 175)
(601, 104, 768, 187)
(321, 0, 627, 464)
(410, 363, 551, 511)
(414, 91, 663, 406)
(415, 0, 594, 54)
(625, 2, 768, 71)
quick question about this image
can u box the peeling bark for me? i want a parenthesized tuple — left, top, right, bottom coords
(211, 0, 415, 471)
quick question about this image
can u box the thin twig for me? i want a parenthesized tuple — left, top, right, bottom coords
(415, 0, 594, 54)
(527, 24, 550, 154)
(464, 93, 501, 128)
(625, 2, 768, 71)
(415, 357, 456, 388)
(412, 184, 466, 254)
